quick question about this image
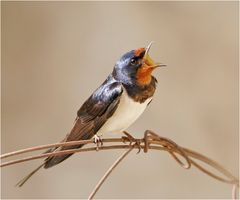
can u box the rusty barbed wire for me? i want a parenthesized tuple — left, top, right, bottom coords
(1, 130, 239, 199)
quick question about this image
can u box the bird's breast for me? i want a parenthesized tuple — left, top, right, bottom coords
(97, 88, 152, 135)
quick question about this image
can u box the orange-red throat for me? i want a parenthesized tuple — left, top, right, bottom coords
(136, 63, 157, 85)
(135, 44, 159, 86)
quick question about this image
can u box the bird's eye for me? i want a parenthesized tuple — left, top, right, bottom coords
(130, 58, 137, 65)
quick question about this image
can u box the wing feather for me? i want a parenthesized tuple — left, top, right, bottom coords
(44, 78, 122, 168)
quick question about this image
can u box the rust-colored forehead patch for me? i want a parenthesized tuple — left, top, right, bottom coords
(134, 48, 145, 57)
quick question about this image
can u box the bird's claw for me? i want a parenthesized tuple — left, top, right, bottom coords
(93, 135, 103, 151)
(122, 132, 134, 145)
(134, 139, 142, 154)
(122, 131, 142, 153)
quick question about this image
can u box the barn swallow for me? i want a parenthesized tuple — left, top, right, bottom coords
(16, 42, 165, 187)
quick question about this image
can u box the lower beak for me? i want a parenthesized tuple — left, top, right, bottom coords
(154, 63, 167, 68)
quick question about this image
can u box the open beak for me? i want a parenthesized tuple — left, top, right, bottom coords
(143, 42, 166, 68)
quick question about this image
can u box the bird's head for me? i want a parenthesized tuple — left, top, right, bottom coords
(113, 42, 165, 86)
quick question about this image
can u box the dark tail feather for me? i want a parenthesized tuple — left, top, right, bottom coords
(16, 163, 45, 187)
(43, 117, 95, 168)
(44, 142, 86, 168)
(44, 152, 74, 169)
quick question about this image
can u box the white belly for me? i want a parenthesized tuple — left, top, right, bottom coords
(97, 89, 152, 135)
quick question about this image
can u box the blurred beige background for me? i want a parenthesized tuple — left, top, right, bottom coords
(1, 1, 239, 199)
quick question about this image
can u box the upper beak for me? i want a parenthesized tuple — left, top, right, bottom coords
(144, 41, 154, 58)
(143, 41, 167, 68)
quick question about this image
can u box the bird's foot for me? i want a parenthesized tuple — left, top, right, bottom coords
(122, 131, 135, 145)
(93, 134, 103, 151)
(122, 131, 142, 153)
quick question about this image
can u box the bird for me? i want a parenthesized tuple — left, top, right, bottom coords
(16, 42, 165, 187)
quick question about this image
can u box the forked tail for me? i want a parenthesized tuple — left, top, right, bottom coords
(16, 163, 45, 187)
(16, 143, 84, 187)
